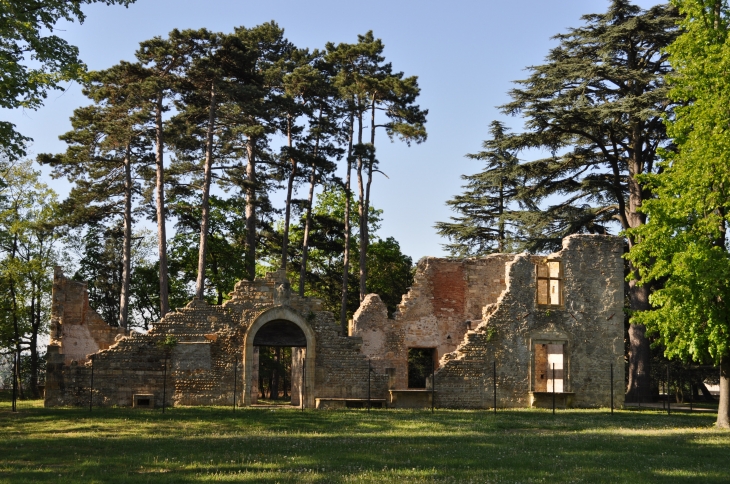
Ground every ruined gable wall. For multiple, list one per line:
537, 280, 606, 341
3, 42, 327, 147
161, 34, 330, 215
352, 255, 513, 390
46, 297, 244, 408
49, 267, 127, 365
433, 234, 624, 409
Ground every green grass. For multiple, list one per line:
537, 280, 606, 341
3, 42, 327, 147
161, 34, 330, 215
1, 400, 728, 483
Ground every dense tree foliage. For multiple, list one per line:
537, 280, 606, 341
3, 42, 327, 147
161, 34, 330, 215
0, 160, 59, 398
436, 121, 524, 256
0, 0, 136, 160
269, 188, 413, 319
627, 0, 730, 428
33, 25, 421, 346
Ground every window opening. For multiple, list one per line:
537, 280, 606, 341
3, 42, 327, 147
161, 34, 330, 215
537, 260, 563, 306
407, 348, 435, 388
534, 343, 564, 392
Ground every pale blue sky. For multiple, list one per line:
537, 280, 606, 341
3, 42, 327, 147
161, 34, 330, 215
5, 0, 662, 261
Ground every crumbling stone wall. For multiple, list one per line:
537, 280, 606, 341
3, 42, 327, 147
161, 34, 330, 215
46, 269, 386, 408
45, 235, 623, 410
432, 235, 624, 408
49, 267, 127, 365
352, 254, 515, 390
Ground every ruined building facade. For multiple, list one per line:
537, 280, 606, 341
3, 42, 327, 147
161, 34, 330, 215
45, 234, 624, 409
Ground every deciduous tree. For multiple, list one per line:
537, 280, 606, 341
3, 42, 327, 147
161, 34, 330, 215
627, 0, 730, 428
0, 0, 135, 160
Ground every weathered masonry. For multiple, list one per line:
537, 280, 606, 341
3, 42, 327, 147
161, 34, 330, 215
45, 234, 624, 409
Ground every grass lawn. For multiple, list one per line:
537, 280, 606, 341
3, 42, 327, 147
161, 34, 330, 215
1, 399, 728, 483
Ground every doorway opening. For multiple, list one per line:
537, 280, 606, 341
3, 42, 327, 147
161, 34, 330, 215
408, 348, 436, 388
534, 343, 564, 392
252, 319, 307, 406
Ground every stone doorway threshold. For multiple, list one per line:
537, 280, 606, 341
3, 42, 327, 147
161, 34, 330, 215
250, 403, 303, 410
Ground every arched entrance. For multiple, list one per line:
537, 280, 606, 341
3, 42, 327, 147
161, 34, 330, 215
242, 307, 316, 408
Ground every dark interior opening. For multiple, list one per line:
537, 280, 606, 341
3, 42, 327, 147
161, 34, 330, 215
408, 348, 435, 388
257, 346, 293, 403
137, 398, 150, 406
253, 319, 307, 347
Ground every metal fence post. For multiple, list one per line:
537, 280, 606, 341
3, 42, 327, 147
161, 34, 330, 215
162, 352, 167, 414
431, 355, 436, 413
89, 354, 95, 412
610, 363, 614, 415
368, 358, 371, 413
233, 354, 237, 412
493, 360, 497, 415
552, 363, 556, 415
11, 349, 18, 413
667, 364, 671, 416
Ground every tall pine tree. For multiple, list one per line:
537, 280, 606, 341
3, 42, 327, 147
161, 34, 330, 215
436, 121, 523, 256
501, 0, 680, 402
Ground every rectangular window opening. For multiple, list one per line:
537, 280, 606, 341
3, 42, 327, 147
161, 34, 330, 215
536, 260, 563, 307
407, 348, 436, 389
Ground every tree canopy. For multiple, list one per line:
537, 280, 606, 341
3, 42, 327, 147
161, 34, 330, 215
0, 0, 136, 160
626, 0, 730, 429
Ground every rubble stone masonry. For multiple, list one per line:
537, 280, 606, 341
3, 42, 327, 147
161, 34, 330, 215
46, 234, 623, 409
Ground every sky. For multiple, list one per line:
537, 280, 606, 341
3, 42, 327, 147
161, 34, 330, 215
4, 0, 663, 262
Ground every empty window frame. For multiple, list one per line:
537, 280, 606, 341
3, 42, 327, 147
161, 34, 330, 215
536, 259, 563, 307
407, 348, 435, 388
533, 343, 564, 393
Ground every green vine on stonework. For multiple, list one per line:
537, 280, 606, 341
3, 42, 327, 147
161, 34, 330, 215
157, 335, 178, 350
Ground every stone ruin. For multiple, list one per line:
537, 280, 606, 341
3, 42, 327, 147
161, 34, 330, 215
45, 234, 624, 409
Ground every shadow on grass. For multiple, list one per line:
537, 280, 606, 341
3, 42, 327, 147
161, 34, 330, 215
0, 404, 727, 483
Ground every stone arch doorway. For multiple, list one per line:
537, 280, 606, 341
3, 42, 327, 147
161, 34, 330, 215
242, 307, 316, 408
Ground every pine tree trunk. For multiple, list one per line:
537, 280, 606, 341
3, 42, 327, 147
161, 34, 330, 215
281, 116, 296, 272
626, 282, 652, 403
155, 94, 170, 316
718, 356, 730, 429
245, 139, 257, 281
195, 83, 217, 299
356, 111, 366, 301
299, 108, 323, 297
359, 101, 377, 301
118, 143, 132, 329
340, 113, 354, 334
299, 165, 316, 297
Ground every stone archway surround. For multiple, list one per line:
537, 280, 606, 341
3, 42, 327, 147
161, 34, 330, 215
242, 306, 316, 408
